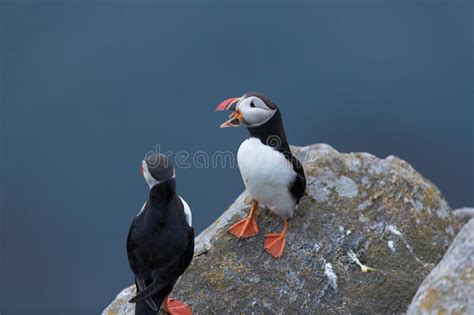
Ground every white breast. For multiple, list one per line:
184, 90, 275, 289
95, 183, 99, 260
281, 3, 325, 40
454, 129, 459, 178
179, 196, 192, 227
237, 138, 297, 219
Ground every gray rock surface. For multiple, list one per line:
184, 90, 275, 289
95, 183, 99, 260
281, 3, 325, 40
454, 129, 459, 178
407, 219, 474, 315
454, 207, 474, 219
104, 144, 462, 315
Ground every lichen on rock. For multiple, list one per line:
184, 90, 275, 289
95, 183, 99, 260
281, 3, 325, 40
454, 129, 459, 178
407, 219, 474, 315
104, 144, 463, 315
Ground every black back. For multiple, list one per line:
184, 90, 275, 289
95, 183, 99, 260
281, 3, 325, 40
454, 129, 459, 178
126, 178, 194, 312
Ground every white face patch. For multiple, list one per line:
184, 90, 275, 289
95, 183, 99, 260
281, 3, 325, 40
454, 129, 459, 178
142, 160, 160, 188
237, 96, 276, 127
142, 160, 176, 189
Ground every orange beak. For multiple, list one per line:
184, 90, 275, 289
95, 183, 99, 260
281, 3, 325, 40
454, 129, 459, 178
215, 97, 243, 128
215, 97, 241, 111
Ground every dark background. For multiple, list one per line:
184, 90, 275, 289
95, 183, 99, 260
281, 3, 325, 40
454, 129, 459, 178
1, 1, 472, 314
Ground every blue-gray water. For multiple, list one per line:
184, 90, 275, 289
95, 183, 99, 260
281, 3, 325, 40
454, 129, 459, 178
1, 2, 472, 314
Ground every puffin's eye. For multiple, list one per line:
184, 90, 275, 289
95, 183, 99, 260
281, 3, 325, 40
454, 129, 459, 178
250, 101, 256, 108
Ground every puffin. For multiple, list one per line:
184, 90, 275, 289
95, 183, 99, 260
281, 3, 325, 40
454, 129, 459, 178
127, 153, 194, 315
215, 92, 306, 259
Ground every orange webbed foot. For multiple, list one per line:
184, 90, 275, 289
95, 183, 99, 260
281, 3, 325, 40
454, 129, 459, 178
163, 297, 192, 315
263, 220, 289, 259
227, 200, 259, 239
264, 233, 287, 258
228, 215, 259, 238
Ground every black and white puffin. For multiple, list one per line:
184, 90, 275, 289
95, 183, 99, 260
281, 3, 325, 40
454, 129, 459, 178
216, 92, 306, 259
127, 153, 194, 315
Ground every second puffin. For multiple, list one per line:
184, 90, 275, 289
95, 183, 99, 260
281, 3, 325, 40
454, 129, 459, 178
216, 92, 306, 258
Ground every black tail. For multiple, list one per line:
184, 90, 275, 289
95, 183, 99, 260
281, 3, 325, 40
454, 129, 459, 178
131, 278, 169, 314
135, 299, 157, 315
130, 279, 164, 304
133, 291, 167, 315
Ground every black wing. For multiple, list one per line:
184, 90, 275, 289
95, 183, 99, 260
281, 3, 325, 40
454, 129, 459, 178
126, 216, 142, 278
129, 227, 194, 303
286, 153, 306, 204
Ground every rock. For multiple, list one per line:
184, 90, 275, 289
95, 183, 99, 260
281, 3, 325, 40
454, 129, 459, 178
104, 144, 462, 315
407, 219, 474, 315
104, 286, 135, 315
453, 207, 474, 219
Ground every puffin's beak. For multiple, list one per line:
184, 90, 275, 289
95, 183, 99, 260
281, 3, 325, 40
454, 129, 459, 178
215, 97, 243, 128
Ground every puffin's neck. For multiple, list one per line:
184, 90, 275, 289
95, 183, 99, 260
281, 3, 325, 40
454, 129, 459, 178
149, 178, 176, 206
246, 110, 290, 153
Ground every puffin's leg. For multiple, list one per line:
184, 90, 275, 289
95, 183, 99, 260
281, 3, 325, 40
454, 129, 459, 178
163, 296, 192, 315
264, 219, 289, 259
227, 200, 259, 238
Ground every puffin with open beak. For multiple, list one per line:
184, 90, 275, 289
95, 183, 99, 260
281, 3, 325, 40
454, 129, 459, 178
216, 92, 306, 258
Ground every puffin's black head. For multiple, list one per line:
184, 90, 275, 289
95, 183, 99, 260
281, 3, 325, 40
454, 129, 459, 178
215, 92, 278, 128
140, 154, 175, 188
